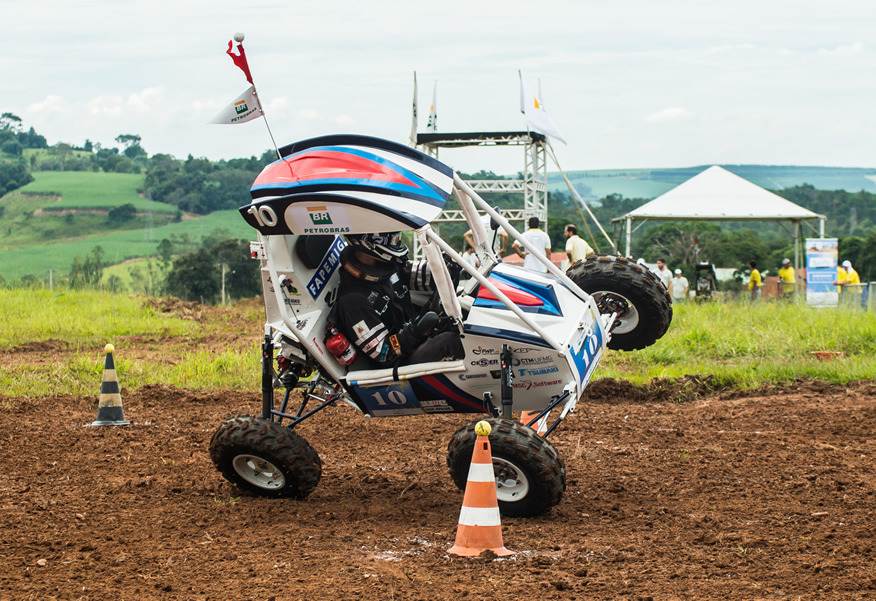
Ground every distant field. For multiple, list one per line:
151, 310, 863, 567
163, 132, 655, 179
548, 165, 876, 200
0, 210, 256, 280
22, 171, 177, 213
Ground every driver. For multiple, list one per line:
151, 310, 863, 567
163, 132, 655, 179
334, 232, 464, 367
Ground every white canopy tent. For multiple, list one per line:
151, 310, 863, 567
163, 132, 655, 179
611, 166, 827, 281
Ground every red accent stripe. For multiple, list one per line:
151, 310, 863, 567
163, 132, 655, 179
253, 150, 416, 188
421, 376, 484, 411
477, 280, 544, 306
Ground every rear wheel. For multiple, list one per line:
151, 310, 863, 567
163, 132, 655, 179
447, 418, 565, 517
210, 416, 321, 499
567, 254, 672, 351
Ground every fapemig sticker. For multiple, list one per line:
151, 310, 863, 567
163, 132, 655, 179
306, 236, 347, 299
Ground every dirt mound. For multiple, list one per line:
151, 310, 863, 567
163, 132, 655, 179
1, 380, 874, 600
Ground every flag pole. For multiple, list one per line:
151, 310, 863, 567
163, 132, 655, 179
226, 33, 280, 159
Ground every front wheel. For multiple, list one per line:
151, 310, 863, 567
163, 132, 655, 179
447, 418, 565, 518
567, 254, 673, 351
209, 416, 322, 499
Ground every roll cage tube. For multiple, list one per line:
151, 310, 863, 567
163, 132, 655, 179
452, 174, 595, 307
423, 227, 564, 352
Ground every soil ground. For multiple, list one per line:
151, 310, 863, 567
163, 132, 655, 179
1, 312, 875, 600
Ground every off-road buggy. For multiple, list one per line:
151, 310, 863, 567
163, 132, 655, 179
209, 134, 672, 517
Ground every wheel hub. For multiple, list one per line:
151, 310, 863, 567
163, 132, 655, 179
232, 454, 286, 490
592, 291, 640, 334
492, 457, 530, 502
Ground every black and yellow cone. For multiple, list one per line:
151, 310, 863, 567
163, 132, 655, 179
90, 344, 130, 426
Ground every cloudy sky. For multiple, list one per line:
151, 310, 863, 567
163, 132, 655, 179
3, 0, 874, 175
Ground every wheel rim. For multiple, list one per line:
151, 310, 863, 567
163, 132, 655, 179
232, 454, 286, 490
592, 291, 639, 334
493, 457, 530, 502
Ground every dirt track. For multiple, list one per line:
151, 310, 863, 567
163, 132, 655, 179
2, 367, 874, 600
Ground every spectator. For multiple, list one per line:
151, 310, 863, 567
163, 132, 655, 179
670, 268, 689, 303
834, 260, 862, 304
460, 244, 479, 279
464, 213, 508, 258
748, 260, 761, 301
778, 258, 796, 299
512, 217, 552, 273
564, 224, 593, 265
654, 258, 672, 291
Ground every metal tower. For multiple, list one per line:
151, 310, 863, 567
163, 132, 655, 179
413, 131, 548, 257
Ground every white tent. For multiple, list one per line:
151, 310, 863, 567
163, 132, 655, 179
612, 166, 827, 277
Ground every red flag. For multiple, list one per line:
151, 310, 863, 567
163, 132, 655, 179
226, 40, 254, 85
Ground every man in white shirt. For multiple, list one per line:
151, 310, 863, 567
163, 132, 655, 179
670, 268, 689, 303
654, 258, 673, 291
564, 224, 593, 265
512, 217, 552, 273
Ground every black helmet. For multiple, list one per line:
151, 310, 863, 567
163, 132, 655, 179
345, 232, 408, 263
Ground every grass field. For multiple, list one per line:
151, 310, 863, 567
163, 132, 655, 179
1, 288, 873, 397
22, 171, 176, 213
0, 209, 255, 281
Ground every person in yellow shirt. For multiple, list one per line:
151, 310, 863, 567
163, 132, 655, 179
748, 260, 761, 301
834, 260, 862, 305
778, 258, 796, 299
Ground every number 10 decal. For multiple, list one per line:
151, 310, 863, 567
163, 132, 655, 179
246, 204, 278, 227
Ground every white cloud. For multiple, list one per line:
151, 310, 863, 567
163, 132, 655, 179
126, 87, 165, 113
27, 95, 67, 114
818, 42, 864, 57
646, 107, 695, 123
333, 115, 354, 126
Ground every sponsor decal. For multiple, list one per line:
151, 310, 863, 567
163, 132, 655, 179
288, 204, 353, 235
457, 373, 488, 381
470, 358, 500, 367
471, 345, 498, 355
420, 399, 453, 413
306, 236, 347, 299
518, 365, 560, 377
353, 320, 369, 338
296, 318, 309, 330
284, 297, 302, 306
312, 338, 325, 355
513, 379, 563, 390
515, 355, 554, 366
234, 100, 248, 115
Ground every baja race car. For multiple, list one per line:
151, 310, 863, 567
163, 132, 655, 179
209, 134, 672, 517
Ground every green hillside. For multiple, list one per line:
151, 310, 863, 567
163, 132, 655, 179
21, 171, 177, 212
549, 165, 876, 201
0, 209, 254, 281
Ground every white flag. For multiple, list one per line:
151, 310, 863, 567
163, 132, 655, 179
210, 86, 263, 125
410, 71, 418, 146
519, 74, 566, 144
426, 82, 437, 132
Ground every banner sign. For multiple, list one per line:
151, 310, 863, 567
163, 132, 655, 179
805, 238, 838, 307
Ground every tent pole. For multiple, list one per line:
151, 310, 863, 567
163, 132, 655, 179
794, 221, 801, 295
625, 216, 632, 257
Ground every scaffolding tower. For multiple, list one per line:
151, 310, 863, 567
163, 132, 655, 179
412, 130, 548, 257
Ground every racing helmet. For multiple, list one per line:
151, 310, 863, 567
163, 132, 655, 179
345, 232, 408, 263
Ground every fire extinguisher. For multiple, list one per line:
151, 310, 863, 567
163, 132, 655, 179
325, 324, 357, 366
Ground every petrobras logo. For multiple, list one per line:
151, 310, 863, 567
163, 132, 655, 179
518, 365, 559, 377
458, 373, 488, 381
513, 379, 563, 390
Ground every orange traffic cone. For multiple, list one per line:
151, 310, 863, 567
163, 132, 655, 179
89, 344, 130, 427
449, 420, 513, 557
521, 411, 548, 435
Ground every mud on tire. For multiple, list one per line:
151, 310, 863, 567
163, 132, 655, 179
567, 254, 673, 351
447, 418, 565, 518
210, 416, 322, 499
